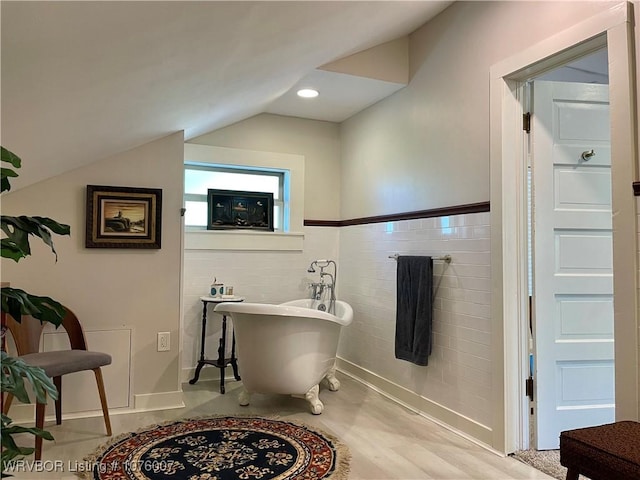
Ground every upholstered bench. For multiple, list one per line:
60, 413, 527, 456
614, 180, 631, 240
559, 421, 640, 480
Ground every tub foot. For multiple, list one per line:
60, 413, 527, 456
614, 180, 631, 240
294, 384, 323, 415
324, 367, 341, 392
238, 387, 251, 407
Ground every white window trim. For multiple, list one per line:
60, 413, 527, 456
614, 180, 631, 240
183, 143, 305, 251
184, 166, 285, 231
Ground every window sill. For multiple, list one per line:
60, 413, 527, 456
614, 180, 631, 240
184, 230, 304, 251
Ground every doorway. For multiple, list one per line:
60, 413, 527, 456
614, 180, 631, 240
528, 49, 614, 450
490, 4, 638, 454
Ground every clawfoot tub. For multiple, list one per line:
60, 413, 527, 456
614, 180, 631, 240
213, 299, 353, 414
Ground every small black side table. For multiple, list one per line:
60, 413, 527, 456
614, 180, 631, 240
189, 295, 243, 393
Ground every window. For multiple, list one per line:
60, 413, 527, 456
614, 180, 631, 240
183, 143, 304, 251
184, 164, 288, 231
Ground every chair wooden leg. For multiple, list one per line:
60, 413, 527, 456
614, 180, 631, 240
565, 468, 579, 480
5, 393, 46, 459
53, 376, 62, 425
93, 368, 112, 436
34, 401, 46, 461
2, 393, 14, 415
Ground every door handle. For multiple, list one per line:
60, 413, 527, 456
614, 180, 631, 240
581, 149, 595, 161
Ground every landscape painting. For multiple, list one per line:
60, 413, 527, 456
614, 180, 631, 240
86, 185, 162, 248
101, 199, 148, 235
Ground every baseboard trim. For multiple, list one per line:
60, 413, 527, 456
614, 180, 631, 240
181, 366, 222, 384
5, 404, 36, 424
134, 390, 185, 412
336, 357, 495, 449
7, 390, 185, 424
181, 366, 242, 384
8, 403, 122, 425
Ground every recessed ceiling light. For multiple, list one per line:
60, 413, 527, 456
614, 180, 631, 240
297, 88, 319, 98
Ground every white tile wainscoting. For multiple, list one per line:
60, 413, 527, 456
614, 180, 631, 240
181, 226, 340, 383
181, 213, 492, 438
337, 212, 492, 432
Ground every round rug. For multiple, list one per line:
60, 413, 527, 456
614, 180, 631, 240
83, 416, 350, 480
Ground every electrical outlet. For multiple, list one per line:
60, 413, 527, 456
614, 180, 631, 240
157, 332, 170, 352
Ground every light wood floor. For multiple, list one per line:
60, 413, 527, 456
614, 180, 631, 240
6, 373, 554, 479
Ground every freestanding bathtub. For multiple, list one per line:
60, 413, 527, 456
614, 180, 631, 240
213, 299, 353, 414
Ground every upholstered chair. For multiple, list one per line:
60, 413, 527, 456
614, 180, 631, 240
2, 306, 112, 460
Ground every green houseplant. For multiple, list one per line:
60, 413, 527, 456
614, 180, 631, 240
1, 146, 71, 473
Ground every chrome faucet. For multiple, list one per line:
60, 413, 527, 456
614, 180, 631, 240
306, 259, 337, 313
309, 282, 325, 300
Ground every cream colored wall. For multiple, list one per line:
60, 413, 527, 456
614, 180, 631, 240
190, 113, 341, 221
1, 132, 184, 398
340, 0, 615, 220
320, 36, 409, 84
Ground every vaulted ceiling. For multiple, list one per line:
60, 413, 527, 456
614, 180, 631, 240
1, 1, 452, 190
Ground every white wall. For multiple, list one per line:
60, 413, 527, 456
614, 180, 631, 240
337, 213, 492, 438
340, 1, 615, 220
1, 132, 184, 408
190, 113, 341, 220
182, 227, 339, 382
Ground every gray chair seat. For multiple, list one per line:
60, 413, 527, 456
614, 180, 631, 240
4, 307, 113, 461
20, 350, 112, 377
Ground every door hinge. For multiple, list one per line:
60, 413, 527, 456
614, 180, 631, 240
523, 112, 531, 133
526, 376, 534, 401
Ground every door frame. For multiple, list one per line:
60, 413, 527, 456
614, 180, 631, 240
490, 1, 638, 453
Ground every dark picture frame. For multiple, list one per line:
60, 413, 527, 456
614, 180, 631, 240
86, 185, 162, 249
207, 189, 274, 231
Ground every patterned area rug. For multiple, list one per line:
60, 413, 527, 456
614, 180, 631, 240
82, 416, 350, 480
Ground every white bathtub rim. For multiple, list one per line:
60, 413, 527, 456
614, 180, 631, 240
213, 299, 353, 326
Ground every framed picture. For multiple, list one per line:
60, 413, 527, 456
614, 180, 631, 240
207, 189, 274, 231
86, 185, 162, 248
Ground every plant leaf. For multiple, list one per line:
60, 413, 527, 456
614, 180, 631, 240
1, 351, 58, 403
0, 287, 65, 326
33, 216, 71, 236
1, 354, 57, 476
0, 224, 31, 261
1, 176, 10, 194
1, 147, 63, 477
2, 425, 54, 441
2, 446, 34, 477
0, 239, 24, 262
1, 215, 70, 262
1, 147, 21, 195
0, 167, 18, 178
1, 421, 53, 476
1, 147, 21, 169
1, 415, 55, 443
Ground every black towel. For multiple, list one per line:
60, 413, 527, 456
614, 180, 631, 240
395, 255, 433, 366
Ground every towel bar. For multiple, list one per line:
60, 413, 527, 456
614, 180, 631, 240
389, 254, 452, 263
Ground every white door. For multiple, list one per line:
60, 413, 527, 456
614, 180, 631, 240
532, 80, 614, 450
